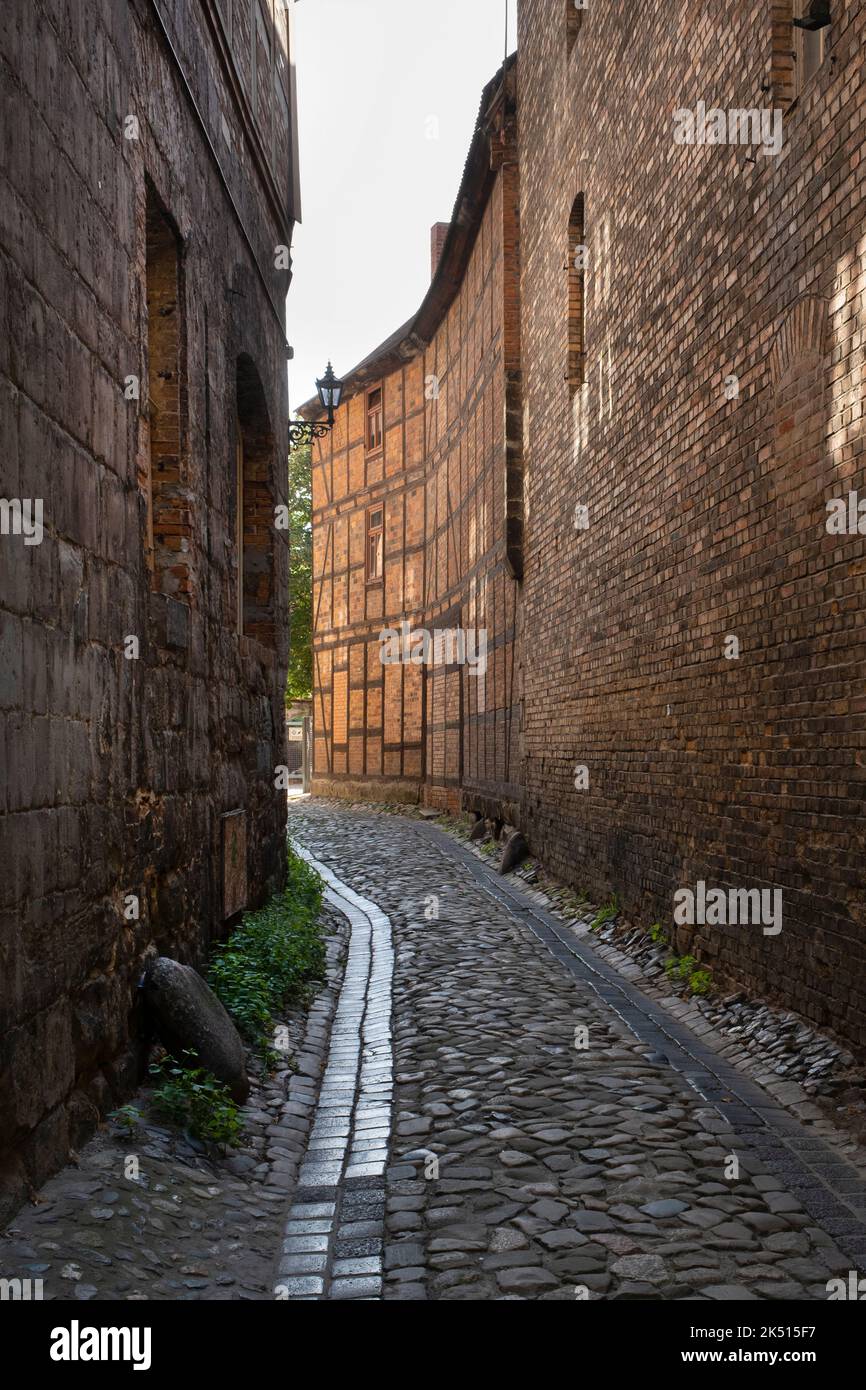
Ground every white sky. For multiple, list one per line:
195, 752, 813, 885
288, 0, 515, 414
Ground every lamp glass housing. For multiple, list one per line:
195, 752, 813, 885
316, 362, 343, 415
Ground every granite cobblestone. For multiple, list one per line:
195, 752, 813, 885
288, 801, 866, 1302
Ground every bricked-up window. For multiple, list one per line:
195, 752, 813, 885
567, 194, 586, 393
145, 185, 190, 597
566, 0, 583, 58
366, 505, 384, 583
236, 354, 276, 646
366, 385, 384, 453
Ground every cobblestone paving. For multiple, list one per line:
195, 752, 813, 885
288, 800, 860, 1302
0, 1099, 290, 1303
0, 909, 348, 1301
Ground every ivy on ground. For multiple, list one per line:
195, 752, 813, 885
149, 1050, 243, 1147
209, 846, 325, 1066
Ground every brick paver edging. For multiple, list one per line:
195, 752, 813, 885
409, 820, 866, 1273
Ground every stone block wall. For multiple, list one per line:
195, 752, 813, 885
0, 0, 295, 1220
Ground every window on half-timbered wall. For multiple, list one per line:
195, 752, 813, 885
366, 505, 384, 583
366, 386, 383, 453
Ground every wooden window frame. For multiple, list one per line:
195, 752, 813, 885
365, 383, 384, 455
366, 503, 384, 585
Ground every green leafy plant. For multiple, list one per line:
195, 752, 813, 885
208, 952, 273, 1056
689, 968, 714, 997
590, 895, 619, 932
665, 953, 697, 982
149, 1051, 242, 1147
109, 1103, 142, 1134
209, 848, 325, 1065
649, 922, 668, 946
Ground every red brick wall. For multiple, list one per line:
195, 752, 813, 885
430, 222, 450, 279
517, 0, 866, 1047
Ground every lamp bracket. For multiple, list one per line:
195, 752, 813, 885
289, 419, 333, 448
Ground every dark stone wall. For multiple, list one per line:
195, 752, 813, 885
0, 0, 292, 1221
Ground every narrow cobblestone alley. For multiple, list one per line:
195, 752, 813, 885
4, 0, 866, 1363
285, 801, 866, 1302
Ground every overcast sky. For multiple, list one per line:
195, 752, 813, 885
288, 0, 515, 414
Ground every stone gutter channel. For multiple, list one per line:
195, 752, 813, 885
406, 819, 866, 1274
274, 842, 394, 1300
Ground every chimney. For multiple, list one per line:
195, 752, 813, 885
430, 222, 449, 280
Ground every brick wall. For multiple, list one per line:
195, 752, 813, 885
311, 4, 866, 1054
517, 0, 866, 1048
0, 0, 295, 1219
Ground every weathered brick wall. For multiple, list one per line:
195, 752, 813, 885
310, 64, 521, 814
517, 0, 866, 1047
0, 0, 293, 1219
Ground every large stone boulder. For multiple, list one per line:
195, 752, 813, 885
499, 831, 529, 875
144, 957, 250, 1104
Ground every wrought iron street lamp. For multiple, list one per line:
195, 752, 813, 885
288, 361, 344, 448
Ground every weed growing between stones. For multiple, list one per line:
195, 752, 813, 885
589, 895, 618, 932
149, 1050, 243, 1147
209, 847, 325, 1068
665, 952, 715, 997
108, 1102, 143, 1135
665, 952, 698, 983
689, 968, 714, 996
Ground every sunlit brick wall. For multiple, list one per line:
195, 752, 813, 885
311, 154, 521, 812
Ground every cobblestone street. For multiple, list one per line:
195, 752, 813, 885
5, 799, 866, 1306
0, 908, 350, 1302
285, 801, 866, 1302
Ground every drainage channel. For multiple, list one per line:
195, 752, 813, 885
411, 819, 866, 1272
275, 843, 394, 1300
